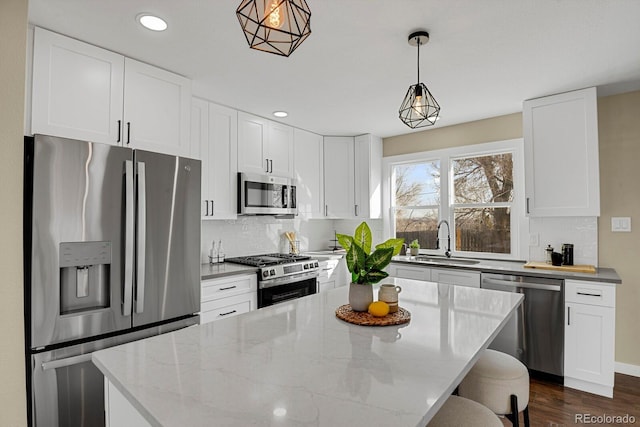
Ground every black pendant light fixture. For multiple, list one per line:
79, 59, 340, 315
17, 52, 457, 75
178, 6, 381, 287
236, 0, 311, 57
399, 31, 440, 128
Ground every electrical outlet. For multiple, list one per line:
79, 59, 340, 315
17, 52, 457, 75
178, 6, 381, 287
611, 217, 631, 232
529, 233, 539, 246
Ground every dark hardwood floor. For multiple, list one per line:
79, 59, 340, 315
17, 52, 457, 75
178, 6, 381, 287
503, 373, 640, 426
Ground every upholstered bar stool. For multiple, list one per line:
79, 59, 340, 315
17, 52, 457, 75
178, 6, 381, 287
458, 349, 530, 427
428, 395, 503, 427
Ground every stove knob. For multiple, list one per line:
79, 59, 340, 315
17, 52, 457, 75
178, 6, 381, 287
303, 264, 309, 270
270, 269, 276, 276
262, 270, 270, 278
314, 262, 319, 268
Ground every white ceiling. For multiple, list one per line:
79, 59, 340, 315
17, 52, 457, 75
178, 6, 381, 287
28, 0, 640, 138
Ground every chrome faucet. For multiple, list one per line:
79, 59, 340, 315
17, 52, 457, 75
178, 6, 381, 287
436, 220, 451, 258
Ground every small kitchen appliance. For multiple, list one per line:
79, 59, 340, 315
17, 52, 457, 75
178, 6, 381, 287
226, 253, 319, 308
562, 243, 574, 265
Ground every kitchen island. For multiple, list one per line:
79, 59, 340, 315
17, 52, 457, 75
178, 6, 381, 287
92, 278, 523, 427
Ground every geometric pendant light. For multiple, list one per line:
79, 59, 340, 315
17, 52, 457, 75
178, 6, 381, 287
399, 31, 440, 128
236, 0, 312, 57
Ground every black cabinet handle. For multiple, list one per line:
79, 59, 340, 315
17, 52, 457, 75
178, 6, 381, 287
219, 285, 237, 291
126, 122, 131, 145
117, 120, 121, 143
219, 310, 237, 317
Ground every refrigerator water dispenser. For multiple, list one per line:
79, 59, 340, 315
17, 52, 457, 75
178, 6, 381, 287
59, 241, 111, 314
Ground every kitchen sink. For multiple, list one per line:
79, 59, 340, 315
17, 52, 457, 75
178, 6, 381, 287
413, 256, 480, 266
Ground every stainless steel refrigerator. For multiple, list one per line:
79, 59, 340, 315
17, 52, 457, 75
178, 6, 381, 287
24, 134, 201, 427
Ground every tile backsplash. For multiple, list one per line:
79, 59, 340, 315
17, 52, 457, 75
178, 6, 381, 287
201, 217, 336, 263
201, 217, 384, 263
529, 216, 598, 266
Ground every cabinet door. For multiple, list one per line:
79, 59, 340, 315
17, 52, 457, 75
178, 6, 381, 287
268, 122, 294, 177
123, 58, 191, 156
523, 87, 600, 216
190, 98, 210, 217
431, 268, 480, 287
354, 134, 382, 219
565, 302, 615, 391
31, 27, 124, 144
200, 293, 255, 324
238, 112, 268, 174
323, 137, 355, 218
207, 103, 238, 219
294, 129, 324, 217
388, 263, 431, 281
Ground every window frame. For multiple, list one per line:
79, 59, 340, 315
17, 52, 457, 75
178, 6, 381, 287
382, 138, 527, 260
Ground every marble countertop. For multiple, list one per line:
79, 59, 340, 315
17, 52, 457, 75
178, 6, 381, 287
200, 262, 258, 280
391, 255, 621, 284
92, 278, 523, 427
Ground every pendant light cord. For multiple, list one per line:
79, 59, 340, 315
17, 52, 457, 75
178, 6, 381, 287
416, 37, 421, 85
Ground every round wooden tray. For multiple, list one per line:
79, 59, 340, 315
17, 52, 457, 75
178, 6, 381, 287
335, 304, 411, 326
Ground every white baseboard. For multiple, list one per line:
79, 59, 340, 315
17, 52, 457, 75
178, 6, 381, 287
615, 361, 640, 377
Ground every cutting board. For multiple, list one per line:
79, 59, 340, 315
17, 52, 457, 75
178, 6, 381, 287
523, 261, 596, 274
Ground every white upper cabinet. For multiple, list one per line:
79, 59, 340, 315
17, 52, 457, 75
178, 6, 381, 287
354, 134, 382, 219
323, 134, 382, 219
31, 27, 191, 157
294, 129, 324, 218
323, 136, 355, 218
122, 58, 191, 156
237, 112, 294, 177
191, 99, 238, 220
523, 87, 600, 216
32, 27, 124, 144
268, 121, 294, 177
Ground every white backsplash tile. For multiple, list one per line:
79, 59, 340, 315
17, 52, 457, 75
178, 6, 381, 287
529, 217, 598, 266
201, 217, 336, 263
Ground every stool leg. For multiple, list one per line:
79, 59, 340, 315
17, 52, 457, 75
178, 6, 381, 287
523, 405, 530, 427
506, 394, 519, 427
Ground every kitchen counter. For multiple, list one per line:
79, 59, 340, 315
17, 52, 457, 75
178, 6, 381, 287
92, 278, 523, 427
200, 262, 258, 280
391, 255, 621, 284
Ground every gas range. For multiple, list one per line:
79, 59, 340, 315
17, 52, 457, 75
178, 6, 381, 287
225, 253, 320, 287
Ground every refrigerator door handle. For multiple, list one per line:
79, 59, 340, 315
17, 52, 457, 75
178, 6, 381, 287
123, 160, 134, 316
41, 353, 93, 371
136, 161, 147, 314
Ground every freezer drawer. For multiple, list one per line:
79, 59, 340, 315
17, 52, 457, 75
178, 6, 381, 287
29, 316, 197, 427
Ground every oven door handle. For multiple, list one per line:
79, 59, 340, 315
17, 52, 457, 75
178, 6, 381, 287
259, 271, 319, 289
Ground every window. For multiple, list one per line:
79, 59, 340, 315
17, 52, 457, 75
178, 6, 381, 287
385, 139, 523, 258
394, 161, 440, 248
452, 153, 513, 254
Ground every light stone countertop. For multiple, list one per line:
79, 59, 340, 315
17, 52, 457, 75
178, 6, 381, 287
391, 255, 622, 284
92, 278, 523, 427
200, 262, 258, 280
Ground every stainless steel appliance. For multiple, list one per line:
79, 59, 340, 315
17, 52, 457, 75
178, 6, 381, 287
481, 273, 564, 378
226, 254, 319, 307
238, 172, 297, 216
24, 135, 201, 427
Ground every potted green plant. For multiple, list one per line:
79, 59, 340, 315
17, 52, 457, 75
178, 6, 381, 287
336, 222, 404, 311
409, 239, 420, 256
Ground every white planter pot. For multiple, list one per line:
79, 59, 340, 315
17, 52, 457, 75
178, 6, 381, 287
349, 283, 373, 312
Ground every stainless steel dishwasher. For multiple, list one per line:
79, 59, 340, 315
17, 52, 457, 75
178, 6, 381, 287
481, 273, 564, 377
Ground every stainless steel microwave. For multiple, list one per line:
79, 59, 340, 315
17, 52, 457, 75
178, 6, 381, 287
238, 172, 297, 216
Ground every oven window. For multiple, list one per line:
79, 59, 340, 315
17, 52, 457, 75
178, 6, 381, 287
245, 181, 285, 208
258, 277, 317, 308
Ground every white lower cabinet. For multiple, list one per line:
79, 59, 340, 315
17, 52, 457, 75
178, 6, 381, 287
200, 274, 257, 324
105, 379, 150, 427
317, 257, 347, 292
564, 280, 616, 398
387, 263, 431, 281
431, 268, 480, 288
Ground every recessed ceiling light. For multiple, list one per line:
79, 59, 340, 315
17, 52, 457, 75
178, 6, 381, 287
273, 111, 288, 118
137, 14, 167, 31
